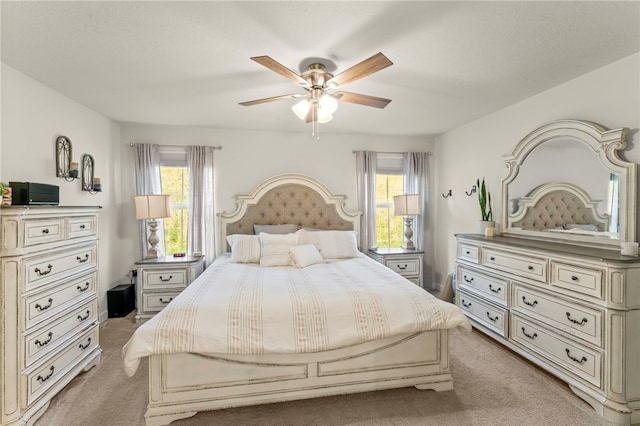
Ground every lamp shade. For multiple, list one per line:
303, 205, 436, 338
135, 194, 171, 220
393, 194, 421, 216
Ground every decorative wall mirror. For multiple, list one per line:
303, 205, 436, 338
501, 120, 637, 248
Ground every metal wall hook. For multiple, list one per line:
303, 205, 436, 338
442, 189, 452, 198
465, 185, 477, 196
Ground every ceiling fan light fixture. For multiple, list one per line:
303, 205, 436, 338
318, 113, 333, 124
292, 98, 310, 120
318, 94, 338, 115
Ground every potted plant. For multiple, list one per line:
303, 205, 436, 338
476, 177, 494, 234
0, 182, 11, 206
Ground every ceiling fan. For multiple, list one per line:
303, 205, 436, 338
239, 52, 393, 125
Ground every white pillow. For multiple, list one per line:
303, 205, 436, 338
259, 233, 298, 267
290, 244, 323, 268
565, 223, 599, 232
296, 229, 359, 259
253, 224, 299, 235
226, 234, 261, 263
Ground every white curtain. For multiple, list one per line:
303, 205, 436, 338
134, 144, 164, 258
355, 151, 377, 251
403, 152, 434, 290
187, 146, 216, 266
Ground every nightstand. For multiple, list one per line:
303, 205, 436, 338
134, 255, 205, 321
367, 247, 424, 287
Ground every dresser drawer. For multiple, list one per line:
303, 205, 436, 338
456, 266, 508, 306
24, 299, 97, 368
511, 314, 601, 388
26, 325, 98, 405
458, 243, 479, 263
512, 286, 602, 346
551, 261, 603, 299
23, 244, 97, 292
23, 219, 64, 247
143, 269, 188, 290
482, 248, 547, 282
25, 272, 96, 329
68, 215, 98, 239
384, 257, 421, 276
143, 292, 179, 312
457, 290, 508, 337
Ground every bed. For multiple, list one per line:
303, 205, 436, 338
122, 173, 471, 426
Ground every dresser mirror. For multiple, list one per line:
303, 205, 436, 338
501, 119, 637, 247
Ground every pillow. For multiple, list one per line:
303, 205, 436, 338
296, 229, 359, 259
259, 233, 298, 267
565, 223, 599, 232
226, 234, 261, 263
253, 224, 299, 235
290, 244, 323, 268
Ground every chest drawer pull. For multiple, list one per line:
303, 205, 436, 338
34, 264, 53, 276
79, 337, 92, 350
42, 228, 50, 234
528, 265, 534, 271
35, 298, 53, 311
489, 256, 495, 261
571, 275, 579, 281
80, 224, 86, 229
461, 300, 472, 308
489, 284, 501, 293
77, 310, 90, 321
76, 254, 89, 263
565, 348, 587, 365
522, 296, 538, 307
77, 282, 90, 292
35, 332, 53, 347
486, 312, 499, 322
465, 250, 471, 255
463, 275, 474, 283
521, 327, 538, 340
159, 275, 173, 282
37, 366, 55, 383
565, 312, 588, 326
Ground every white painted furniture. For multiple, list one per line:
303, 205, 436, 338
367, 247, 424, 286
134, 256, 204, 321
0, 206, 101, 426
455, 234, 640, 425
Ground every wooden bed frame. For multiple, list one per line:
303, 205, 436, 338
143, 174, 454, 426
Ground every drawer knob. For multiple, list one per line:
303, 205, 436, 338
489, 256, 496, 261
571, 275, 579, 281
77, 310, 90, 321
489, 284, 501, 293
522, 296, 538, 307
34, 264, 53, 276
486, 312, 499, 322
77, 282, 90, 292
463, 275, 474, 283
35, 298, 53, 312
36, 366, 55, 383
80, 224, 86, 229
35, 332, 54, 348
76, 254, 90, 264
461, 300, 472, 309
465, 250, 471, 255
521, 327, 538, 340
42, 228, 50, 234
79, 337, 92, 351
159, 297, 173, 304
565, 348, 587, 365
159, 275, 173, 282
565, 312, 588, 326
528, 265, 534, 271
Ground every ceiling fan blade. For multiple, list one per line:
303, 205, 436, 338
250, 56, 309, 87
305, 103, 318, 123
334, 91, 392, 109
327, 52, 393, 88
239, 94, 302, 106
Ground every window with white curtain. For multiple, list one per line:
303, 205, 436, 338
159, 147, 189, 255
375, 153, 404, 248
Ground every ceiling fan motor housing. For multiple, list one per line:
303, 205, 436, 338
302, 63, 334, 88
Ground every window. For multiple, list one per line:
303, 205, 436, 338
159, 147, 189, 255
375, 154, 404, 248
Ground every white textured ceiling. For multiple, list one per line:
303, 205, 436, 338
2, 1, 639, 136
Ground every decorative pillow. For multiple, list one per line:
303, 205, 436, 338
296, 229, 359, 259
259, 233, 298, 267
226, 234, 261, 263
565, 223, 599, 232
290, 244, 324, 268
253, 223, 299, 235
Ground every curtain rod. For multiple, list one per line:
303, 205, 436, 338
128, 142, 222, 150
352, 150, 431, 155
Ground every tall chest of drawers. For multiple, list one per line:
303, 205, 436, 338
1, 206, 102, 426
455, 234, 640, 425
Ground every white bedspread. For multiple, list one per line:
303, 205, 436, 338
122, 254, 471, 376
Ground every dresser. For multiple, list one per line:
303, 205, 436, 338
455, 234, 640, 425
135, 255, 205, 321
0, 206, 101, 426
367, 247, 424, 287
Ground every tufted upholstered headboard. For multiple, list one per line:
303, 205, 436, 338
509, 182, 609, 232
218, 174, 361, 249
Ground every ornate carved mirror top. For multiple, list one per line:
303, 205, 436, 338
501, 119, 637, 247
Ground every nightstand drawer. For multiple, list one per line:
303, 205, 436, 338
143, 269, 188, 289
384, 258, 421, 276
143, 292, 180, 312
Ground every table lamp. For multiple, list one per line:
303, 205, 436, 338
135, 194, 171, 259
393, 194, 421, 250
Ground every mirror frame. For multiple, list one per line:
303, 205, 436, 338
501, 119, 636, 247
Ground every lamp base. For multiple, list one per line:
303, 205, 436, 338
145, 219, 161, 259
402, 216, 416, 250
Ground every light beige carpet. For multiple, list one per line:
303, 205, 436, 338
35, 313, 612, 426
